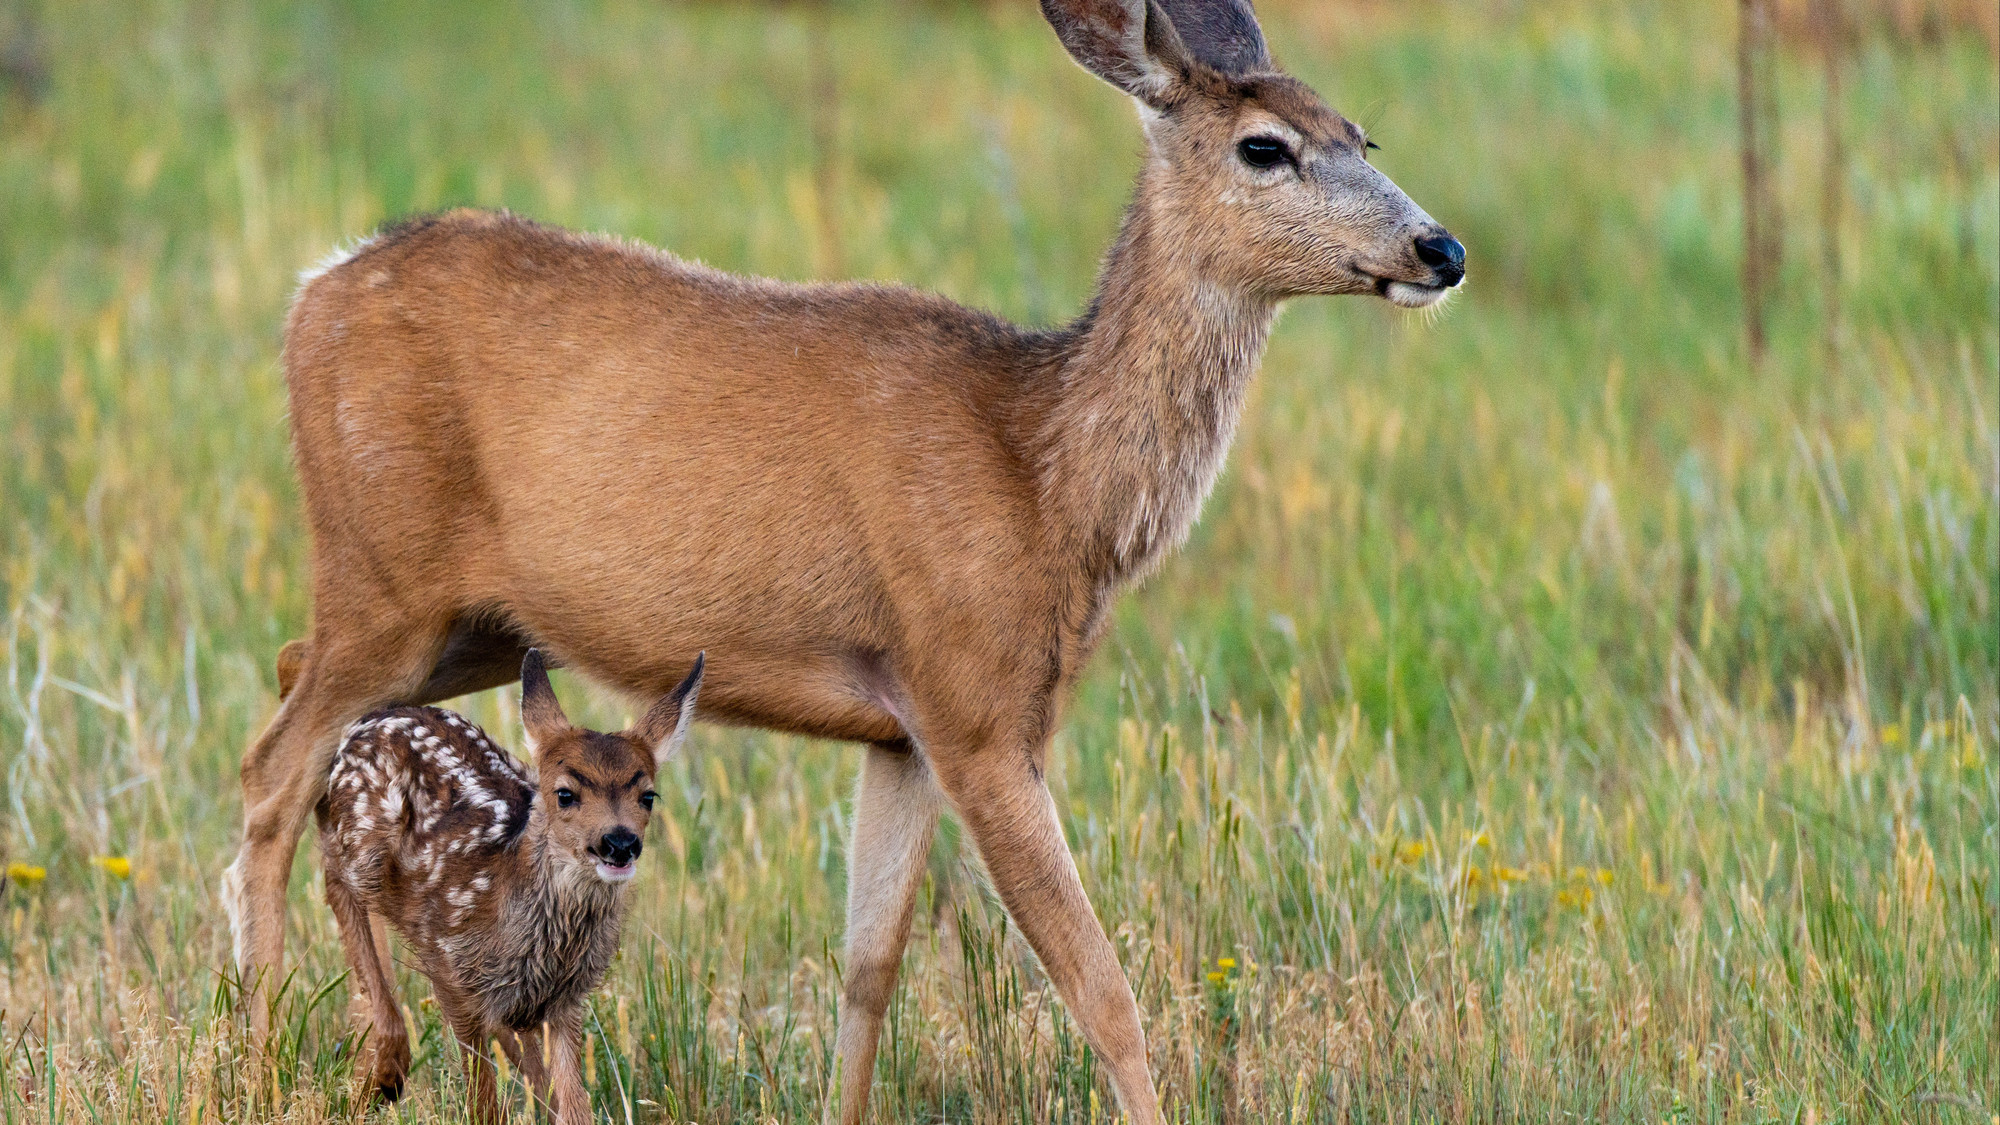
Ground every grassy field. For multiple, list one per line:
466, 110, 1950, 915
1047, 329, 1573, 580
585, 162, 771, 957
1, 0, 1996, 1121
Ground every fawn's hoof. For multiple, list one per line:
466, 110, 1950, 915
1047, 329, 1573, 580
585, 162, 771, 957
369, 1038, 412, 1103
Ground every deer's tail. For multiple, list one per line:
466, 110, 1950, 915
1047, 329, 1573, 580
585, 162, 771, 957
275, 639, 309, 701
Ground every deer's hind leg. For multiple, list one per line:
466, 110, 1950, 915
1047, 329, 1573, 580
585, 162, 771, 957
225, 615, 451, 1037
324, 875, 412, 1100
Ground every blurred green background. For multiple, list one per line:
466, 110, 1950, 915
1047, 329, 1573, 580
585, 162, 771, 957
0, 1, 1994, 1122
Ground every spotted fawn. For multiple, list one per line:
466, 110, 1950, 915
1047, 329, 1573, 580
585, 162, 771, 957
316, 649, 702, 1124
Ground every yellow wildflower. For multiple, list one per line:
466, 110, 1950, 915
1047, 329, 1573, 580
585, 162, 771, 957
1880, 723, 1902, 745
1396, 841, 1428, 864
1496, 866, 1526, 883
1466, 830, 1490, 848
1206, 971, 1225, 984
1216, 957, 1236, 970
1595, 868, 1614, 885
91, 856, 132, 880
7, 862, 47, 887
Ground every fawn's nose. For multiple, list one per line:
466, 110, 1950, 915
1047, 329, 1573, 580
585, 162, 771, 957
1414, 232, 1466, 287
596, 828, 642, 867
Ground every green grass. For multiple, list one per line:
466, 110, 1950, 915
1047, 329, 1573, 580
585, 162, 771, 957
1, 0, 1995, 1121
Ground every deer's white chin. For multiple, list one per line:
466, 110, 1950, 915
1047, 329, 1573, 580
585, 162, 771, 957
593, 860, 637, 884
1384, 280, 1451, 309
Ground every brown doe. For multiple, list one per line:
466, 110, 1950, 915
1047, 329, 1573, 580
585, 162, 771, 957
224, 0, 1464, 1120
317, 649, 702, 1124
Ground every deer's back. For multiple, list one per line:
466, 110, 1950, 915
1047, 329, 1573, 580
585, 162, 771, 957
318, 705, 533, 942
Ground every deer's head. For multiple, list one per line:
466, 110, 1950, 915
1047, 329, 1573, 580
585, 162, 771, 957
1043, 0, 1464, 308
520, 649, 703, 884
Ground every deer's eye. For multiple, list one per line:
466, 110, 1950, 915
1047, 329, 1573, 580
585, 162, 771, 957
639, 790, 657, 811
555, 787, 578, 808
1237, 136, 1291, 170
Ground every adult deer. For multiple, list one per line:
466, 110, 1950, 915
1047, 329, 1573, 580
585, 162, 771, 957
223, 0, 1464, 1120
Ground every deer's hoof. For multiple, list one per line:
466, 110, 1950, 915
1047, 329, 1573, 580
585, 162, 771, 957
370, 1037, 412, 1103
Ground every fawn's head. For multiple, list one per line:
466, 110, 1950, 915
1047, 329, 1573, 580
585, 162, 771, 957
1044, 0, 1464, 308
519, 649, 704, 884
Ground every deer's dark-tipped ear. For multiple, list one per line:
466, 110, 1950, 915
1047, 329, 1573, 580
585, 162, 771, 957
1040, 0, 1194, 105
519, 649, 571, 750
634, 652, 704, 770
1154, 0, 1269, 76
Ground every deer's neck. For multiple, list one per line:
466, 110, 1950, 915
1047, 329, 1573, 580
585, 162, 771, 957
1032, 169, 1277, 587
488, 825, 624, 971
522, 833, 622, 926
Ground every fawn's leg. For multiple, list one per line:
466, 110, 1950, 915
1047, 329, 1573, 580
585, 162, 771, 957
546, 1006, 591, 1125
924, 730, 1160, 1125
831, 740, 942, 1125
322, 875, 411, 1100
438, 992, 502, 1125
499, 1026, 555, 1120
226, 624, 448, 1038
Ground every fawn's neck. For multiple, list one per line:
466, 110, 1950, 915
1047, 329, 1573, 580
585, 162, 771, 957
1030, 159, 1278, 587
497, 816, 625, 951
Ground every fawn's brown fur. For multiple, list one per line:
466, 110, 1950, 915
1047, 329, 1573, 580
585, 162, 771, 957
316, 651, 701, 1124
226, 1, 1463, 1119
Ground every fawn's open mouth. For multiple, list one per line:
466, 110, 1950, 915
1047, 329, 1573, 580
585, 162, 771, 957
594, 860, 637, 883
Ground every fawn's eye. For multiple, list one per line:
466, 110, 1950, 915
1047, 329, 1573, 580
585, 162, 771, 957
639, 790, 657, 810
555, 787, 578, 808
1237, 136, 1291, 170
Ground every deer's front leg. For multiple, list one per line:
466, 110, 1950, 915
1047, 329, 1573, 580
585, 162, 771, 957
926, 735, 1160, 1125
831, 740, 942, 1125
499, 1026, 554, 1119
546, 1006, 592, 1125
437, 991, 503, 1125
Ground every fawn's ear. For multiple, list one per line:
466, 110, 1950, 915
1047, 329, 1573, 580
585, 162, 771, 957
519, 649, 571, 752
1040, 0, 1196, 107
634, 653, 704, 769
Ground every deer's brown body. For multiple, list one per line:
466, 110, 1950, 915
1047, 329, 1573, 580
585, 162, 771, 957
228, 2, 1464, 1120
316, 652, 700, 1124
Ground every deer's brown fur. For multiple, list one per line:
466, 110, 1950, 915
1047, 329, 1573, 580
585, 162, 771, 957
315, 651, 701, 1124
226, 1, 1462, 1120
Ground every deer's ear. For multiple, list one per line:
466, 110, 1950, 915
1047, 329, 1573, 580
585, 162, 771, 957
1040, 0, 1195, 106
634, 652, 704, 769
1153, 0, 1269, 76
519, 649, 571, 751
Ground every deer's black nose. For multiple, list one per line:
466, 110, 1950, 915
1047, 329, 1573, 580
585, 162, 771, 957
1414, 232, 1466, 286
597, 828, 642, 867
